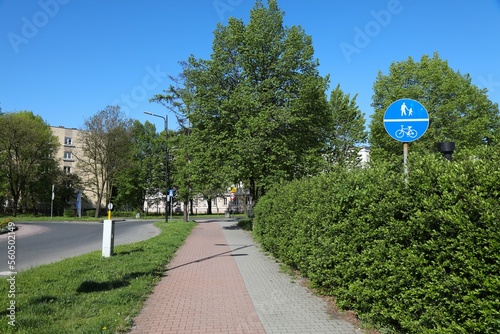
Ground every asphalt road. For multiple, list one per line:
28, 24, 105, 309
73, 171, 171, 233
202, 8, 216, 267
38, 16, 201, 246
0, 220, 161, 274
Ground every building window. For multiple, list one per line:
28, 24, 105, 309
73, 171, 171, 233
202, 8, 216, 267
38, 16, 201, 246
64, 137, 73, 146
223, 197, 227, 205
63, 166, 71, 174
63, 151, 73, 161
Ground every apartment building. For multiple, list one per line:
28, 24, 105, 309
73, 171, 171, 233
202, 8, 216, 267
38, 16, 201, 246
359, 146, 370, 166
51, 126, 81, 175
50, 126, 96, 215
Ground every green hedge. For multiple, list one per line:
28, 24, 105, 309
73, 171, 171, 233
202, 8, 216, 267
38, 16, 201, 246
254, 149, 500, 333
0, 217, 14, 229
112, 211, 135, 217
63, 209, 75, 217
84, 209, 96, 217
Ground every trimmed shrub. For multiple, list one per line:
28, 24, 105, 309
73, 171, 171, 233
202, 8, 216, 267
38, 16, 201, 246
63, 209, 75, 217
0, 217, 14, 229
112, 211, 134, 218
254, 149, 500, 333
85, 210, 96, 217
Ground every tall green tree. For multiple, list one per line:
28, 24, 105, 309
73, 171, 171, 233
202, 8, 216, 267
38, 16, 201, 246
0, 111, 59, 216
77, 106, 133, 217
114, 120, 164, 212
151, 72, 232, 215
168, 128, 194, 221
325, 84, 368, 168
369, 52, 500, 163
181, 0, 330, 202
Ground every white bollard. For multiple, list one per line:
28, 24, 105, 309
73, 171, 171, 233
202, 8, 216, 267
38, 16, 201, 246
102, 219, 115, 257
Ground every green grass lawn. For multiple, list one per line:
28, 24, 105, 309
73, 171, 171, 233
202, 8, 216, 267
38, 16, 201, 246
0, 220, 195, 334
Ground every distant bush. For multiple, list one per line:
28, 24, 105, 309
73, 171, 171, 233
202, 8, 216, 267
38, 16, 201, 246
254, 148, 500, 333
112, 211, 134, 218
63, 209, 75, 217
84, 210, 96, 217
0, 217, 14, 229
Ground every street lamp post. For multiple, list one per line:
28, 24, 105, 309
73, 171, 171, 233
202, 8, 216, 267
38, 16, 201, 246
144, 111, 168, 223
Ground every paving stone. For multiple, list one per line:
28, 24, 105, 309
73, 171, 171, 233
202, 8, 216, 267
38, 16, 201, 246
129, 219, 364, 334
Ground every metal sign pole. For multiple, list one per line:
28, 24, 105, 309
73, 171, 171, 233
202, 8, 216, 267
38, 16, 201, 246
403, 143, 409, 182
50, 184, 54, 220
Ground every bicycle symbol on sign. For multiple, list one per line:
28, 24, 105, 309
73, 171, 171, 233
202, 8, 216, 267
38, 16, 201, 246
395, 125, 418, 139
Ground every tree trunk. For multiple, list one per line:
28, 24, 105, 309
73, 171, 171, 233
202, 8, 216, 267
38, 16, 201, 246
183, 199, 189, 222
95, 193, 103, 218
207, 197, 212, 215
12, 195, 19, 217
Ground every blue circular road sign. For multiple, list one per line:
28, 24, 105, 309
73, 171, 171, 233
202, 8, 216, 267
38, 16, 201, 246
383, 98, 429, 142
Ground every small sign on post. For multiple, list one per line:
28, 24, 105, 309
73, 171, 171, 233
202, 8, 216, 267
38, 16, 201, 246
383, 98, 429, 142
103, 203, 115, 257
107, 202, 113, 220
383, 98, 429, 180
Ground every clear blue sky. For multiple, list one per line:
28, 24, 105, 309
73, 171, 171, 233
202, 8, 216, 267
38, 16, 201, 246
1, 0, 499, 132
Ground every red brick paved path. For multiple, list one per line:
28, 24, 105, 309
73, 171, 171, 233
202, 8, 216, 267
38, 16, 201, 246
129, 222, 266, 334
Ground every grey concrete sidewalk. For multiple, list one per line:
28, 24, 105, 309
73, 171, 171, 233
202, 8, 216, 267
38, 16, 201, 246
219, 220, 363, 334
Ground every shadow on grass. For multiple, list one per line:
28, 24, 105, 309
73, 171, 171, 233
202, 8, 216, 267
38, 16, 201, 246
77, 280, 130, 293
77, 271, 150, 293
115, 247, 145, 256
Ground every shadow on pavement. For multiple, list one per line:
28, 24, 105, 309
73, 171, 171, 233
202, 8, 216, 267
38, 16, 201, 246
222, 224, 242, 230
165, 244, 253, 273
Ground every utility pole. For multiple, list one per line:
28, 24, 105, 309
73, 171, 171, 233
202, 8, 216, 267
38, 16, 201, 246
144, 111, 169, 223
